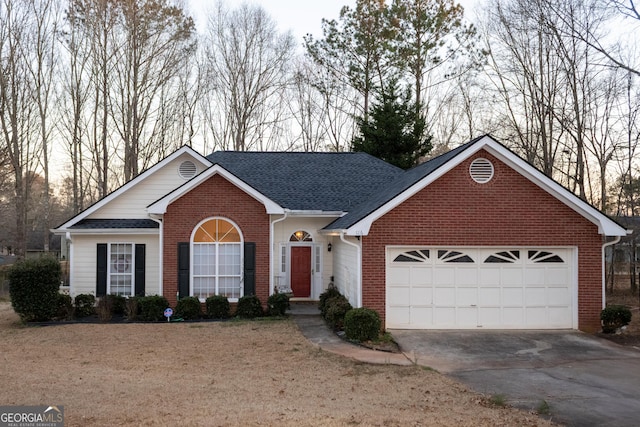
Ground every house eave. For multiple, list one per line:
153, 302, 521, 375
284, 210, 345, 218
52, 228, 160, 235
344, 135, 628, 238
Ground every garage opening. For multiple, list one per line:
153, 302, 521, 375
386, 247, 575, 329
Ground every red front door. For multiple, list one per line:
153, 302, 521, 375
290, 246, 311, 297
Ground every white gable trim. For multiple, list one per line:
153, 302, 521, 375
54, 146, 211, 232
147, 164, 284, 215
346, 135, 627, 237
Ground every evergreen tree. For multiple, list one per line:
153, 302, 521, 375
352, 81, 432, 169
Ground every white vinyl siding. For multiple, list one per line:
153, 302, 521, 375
70, 234, 160, 297
332, 237, 359, 306
90, 154, 202, 219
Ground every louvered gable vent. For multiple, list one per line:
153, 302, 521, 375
179, 160, 197, 179
469, 158, 494, 183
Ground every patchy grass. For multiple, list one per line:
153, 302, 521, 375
0, 302, 554, 426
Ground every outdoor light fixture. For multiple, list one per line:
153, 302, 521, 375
327, 243, 332, 252
295, 230, 303, 240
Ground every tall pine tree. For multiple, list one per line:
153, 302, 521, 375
352, 80, 432, 169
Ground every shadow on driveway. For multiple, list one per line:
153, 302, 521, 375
391, 330, 640, 427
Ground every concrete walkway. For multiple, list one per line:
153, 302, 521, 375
289, 303, 412, 366
290, 303, 640, 426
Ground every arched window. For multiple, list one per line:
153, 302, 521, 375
192, 218, 242, 300
290, 230, 312, 242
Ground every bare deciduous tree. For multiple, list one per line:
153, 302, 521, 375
201, 2, 295, 152
0, 0, 43, 256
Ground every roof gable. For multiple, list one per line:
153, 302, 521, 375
326, 135, 627, 237
54, 146, 211, 232
146, 164, 284, 215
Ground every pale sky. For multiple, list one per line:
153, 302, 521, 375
187, 1, 480, 49
187, 0, 357, 45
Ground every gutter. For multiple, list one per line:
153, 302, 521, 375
602, 234, 624, 309
270, 211, 289, 295
339, 231, 362, 308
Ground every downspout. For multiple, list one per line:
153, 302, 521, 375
150, 214, 163, 297
66, 231, 73, 295
340, 231, 362, 308
270, 211, 288, 295
602, 235, 622, 309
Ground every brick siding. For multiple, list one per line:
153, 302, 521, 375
162, 174, 270, 307
362, 150, 604, 332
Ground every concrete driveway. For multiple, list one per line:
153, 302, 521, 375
391, 330, 640, 426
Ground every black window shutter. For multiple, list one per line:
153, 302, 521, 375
178, 242, 190, 299
244, 242, 256, 296
96, 243, 107, 297
134, 244, 145, 296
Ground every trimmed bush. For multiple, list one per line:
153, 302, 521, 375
9, 257, 61, 322
74, 294, 96, 318
344, 308, 381, 342
267, 292, 290, 316
236, 295, 263, 319
175, 296, 202, 320
138, 295, 170, 321
324, 295, 352, 330
601, 305, 632, 333
319, 284, 342, 318
55, 293, 73, 320
206, 295, 230, 319
108, 294, 127, 316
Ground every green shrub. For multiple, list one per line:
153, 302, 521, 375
324, 295, 352, 330
175, 296, 202, 320
601, 305, 632, 333
55, 293, 73, 320
319, 284, 342, 318
138, 295, 170, 321
267, 292, 290, 316
74, 294, 96, 318
206, 295, 230, 319
344, 308, 381, 342
236, 295, 263, 319
9, 257, 61, 322
108, 294, 127, 316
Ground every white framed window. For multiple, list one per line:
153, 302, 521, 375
192, 218, 243, 300
108, 243, 134, 296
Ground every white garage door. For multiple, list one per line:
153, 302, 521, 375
386, 248, 575, 329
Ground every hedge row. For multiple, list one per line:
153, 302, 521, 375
9, 257, 290, 322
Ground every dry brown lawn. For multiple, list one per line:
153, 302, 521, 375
0, 302, 554, 427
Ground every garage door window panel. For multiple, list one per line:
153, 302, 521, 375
438, 250, 474, 263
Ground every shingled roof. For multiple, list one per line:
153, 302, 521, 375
323, 137, 482, 231
206, 151, 403, 212
70, 219, 160, 229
